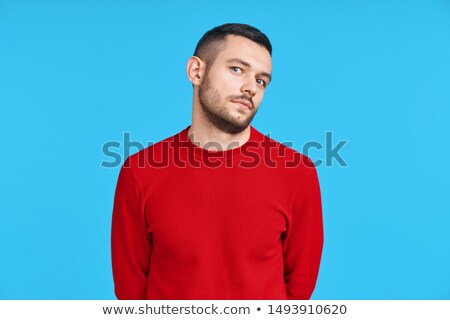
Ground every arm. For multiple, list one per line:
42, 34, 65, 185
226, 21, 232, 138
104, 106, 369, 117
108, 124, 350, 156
283, 160, 324, 299
111, 158, 152, 299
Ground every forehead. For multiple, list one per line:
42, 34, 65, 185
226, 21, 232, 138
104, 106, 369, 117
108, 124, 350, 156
214, 35, 272, 73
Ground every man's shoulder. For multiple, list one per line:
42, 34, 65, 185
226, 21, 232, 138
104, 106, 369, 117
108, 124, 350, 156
122, 127, 186, 170
251, 127, 315, 170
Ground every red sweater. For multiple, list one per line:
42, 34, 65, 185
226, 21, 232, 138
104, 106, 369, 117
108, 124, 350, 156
111, 126, 323, 300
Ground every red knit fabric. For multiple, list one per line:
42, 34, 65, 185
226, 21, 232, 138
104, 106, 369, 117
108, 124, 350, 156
111, 126, 323, 300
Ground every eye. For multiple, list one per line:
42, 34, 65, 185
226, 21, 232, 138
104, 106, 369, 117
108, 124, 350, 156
257, 79, 266, 87
230, 66, 243, 74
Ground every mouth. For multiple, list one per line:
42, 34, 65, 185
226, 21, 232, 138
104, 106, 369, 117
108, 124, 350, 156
232, 99, 252, 110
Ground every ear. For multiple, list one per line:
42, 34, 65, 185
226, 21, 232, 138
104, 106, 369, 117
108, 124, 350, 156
186, 56, 206, 86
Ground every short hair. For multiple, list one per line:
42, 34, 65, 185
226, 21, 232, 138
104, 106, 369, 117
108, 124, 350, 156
193, 23, 272, 66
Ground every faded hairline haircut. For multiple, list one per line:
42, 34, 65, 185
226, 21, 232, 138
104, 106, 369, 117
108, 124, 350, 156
193, 23, 272, 67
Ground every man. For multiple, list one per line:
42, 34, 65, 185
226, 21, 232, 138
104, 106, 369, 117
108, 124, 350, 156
111, 23, 323, 300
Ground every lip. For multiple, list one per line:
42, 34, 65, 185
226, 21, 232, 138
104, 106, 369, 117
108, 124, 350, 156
232, 99, 252, 110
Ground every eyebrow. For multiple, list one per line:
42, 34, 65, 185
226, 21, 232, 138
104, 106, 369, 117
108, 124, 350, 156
225, 58, 272, 82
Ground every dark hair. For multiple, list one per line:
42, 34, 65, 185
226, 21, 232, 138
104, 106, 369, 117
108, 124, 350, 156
193, 23, 272, 65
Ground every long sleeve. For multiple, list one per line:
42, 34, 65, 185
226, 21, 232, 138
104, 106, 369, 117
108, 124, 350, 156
109, 127, 324, 299
111, 158, 152, 299
283, 160, 324, 300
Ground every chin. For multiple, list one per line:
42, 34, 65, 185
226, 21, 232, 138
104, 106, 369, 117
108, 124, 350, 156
231, 120, 253, 132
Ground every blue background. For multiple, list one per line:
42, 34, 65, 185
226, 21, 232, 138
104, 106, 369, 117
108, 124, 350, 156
1, 0, 449, 299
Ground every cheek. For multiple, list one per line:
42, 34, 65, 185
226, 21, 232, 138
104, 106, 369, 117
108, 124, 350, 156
206, 73, 235, 98
254, 92, 265, 107
201, 86, 221, 105
224, 77, 241, 94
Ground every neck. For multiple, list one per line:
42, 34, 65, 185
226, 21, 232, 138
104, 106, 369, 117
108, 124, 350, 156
188, 118, 251, 152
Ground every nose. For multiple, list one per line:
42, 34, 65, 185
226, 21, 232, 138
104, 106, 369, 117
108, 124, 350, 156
241, 76, 257, 97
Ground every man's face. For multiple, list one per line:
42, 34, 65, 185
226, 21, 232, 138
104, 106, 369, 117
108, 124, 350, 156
198, 35, 272, 134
